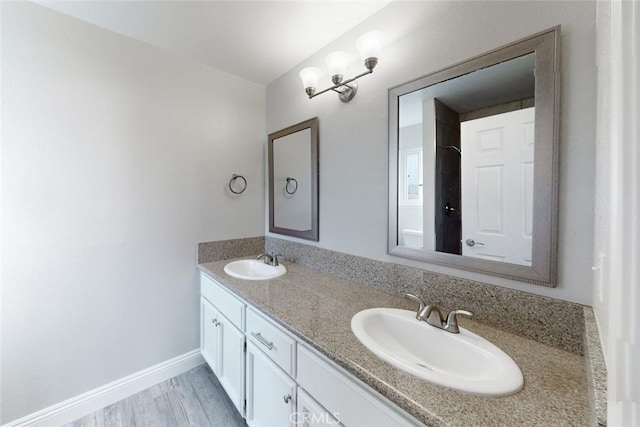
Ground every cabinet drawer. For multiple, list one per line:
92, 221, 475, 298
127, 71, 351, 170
297, 345, 418, 427
201, 272, 245, 330
246, 307, 296, 376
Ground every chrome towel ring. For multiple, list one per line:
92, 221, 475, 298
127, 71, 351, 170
285, 177, 298, 195
229, 174, 247, 194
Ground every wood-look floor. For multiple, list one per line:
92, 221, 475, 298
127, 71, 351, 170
64, 365, 247, 427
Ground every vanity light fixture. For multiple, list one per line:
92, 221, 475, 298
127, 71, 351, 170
299, 31, 386, 103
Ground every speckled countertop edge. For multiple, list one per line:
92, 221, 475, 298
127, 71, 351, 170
584, 307, 607, 426
199, 259, 591, 427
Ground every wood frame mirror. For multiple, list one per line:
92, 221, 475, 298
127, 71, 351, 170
388, 27, 560, 286
269, 117, 319, 241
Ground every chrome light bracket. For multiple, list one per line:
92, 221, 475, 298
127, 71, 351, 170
337, 81, 358, 103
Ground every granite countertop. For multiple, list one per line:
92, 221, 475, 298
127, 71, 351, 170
199, 259, 589, 426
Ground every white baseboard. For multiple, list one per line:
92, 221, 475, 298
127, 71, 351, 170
3, 349, 205, 427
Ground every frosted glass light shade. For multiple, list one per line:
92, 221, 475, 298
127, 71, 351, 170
356, 31, 387, 61
325, 51, 349, 77
299, 67, 321, 90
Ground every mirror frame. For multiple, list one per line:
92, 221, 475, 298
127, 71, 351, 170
269, 117, 319, 241
388, 26, 560, 286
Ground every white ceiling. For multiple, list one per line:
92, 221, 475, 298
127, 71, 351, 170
399, 53, 536, 127
36, 0, 392, 85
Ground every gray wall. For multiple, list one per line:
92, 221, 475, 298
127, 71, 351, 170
1, 2, 265, 422
266, 1, 597, 304
593, 0, 612, 355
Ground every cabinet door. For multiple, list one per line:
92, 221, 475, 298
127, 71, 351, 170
201, 298, 221, 374
297, 387, 341, 426
218, 316, 245, 416
246, 341, 296, 427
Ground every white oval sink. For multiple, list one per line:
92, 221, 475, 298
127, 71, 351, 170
351, 308, 523, 396
224, 259, 286, 281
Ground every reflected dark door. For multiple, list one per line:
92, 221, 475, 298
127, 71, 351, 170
434, 99, 462, 255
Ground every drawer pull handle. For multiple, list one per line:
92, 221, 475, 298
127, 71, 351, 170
250, 332, 274, 350
283, 394, 292, 404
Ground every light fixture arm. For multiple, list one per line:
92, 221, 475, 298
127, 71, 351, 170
306, 69, 372, 102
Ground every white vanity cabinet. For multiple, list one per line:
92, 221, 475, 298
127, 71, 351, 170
215, 312, 245, 414
296, 387, 342, 426
200, 273, 246, 415
200, 272, 420, 427
200, 297, 221, 373
245, 306, 297, 426
245, 340, 297, 427
297, 345, 415, 427
246, 307, 296, 375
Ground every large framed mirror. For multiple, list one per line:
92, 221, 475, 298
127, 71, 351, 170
388, 27, 560, 286
269, 117, 319, 241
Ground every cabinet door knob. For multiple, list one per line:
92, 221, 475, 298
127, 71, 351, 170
283, 394, 292, 404
211, 318, 219, 326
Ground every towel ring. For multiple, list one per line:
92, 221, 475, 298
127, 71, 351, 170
229, 174, 247, 194
285, 177, 298, 195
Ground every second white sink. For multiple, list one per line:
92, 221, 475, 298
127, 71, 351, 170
351, 307, 523, 396
224, 259, 286, 281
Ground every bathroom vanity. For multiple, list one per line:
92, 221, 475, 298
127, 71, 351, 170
200, 269, 418, 426
199, 258, 592, 426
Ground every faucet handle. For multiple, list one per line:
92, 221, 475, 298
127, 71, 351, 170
444, 309, 473, 334
271, 253, 280, 266
405, 294, 426, 314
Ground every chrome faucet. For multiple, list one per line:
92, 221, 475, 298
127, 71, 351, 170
443, 309, 473, 333
406, 294, 444, 325
405, 294, 473, 334
256, 252, 280, 266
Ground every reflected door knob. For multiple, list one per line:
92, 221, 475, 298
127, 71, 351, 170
465, 239, 485, 247
444, 202, 457, 216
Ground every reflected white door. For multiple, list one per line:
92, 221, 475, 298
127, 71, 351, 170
461, 108, 534, 265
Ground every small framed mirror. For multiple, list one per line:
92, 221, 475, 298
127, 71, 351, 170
269, 117, 319, 241
388, 27, 560, 286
